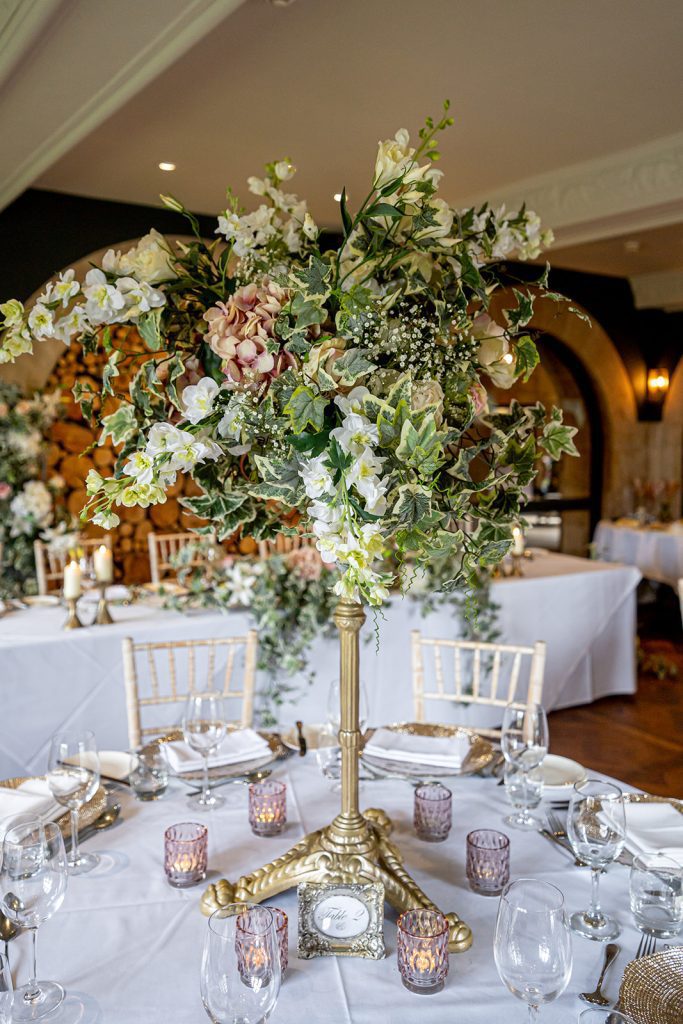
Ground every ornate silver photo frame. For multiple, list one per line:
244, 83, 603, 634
297, 881, 385, 959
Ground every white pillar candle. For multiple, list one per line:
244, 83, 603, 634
511, 526, 525, 556
94, 544, 113, 583
63, 560, 82, 599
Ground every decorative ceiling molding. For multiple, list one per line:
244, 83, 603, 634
0, 0, 246, 212
459, 132, 683, 247
630, 269, 683, 311
0, 0, 62, 90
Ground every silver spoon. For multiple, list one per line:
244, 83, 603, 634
580, 942, 620, 1006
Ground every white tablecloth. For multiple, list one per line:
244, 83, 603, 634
0, 553, 640, 778
594, 519, 683, 588
2, 759, 655, 1023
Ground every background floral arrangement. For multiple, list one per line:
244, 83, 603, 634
0, 103, 578, 607
0, 383, 65, 596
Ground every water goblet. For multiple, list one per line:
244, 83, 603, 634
0, 820, 68, 1021
494, 877, 572, 1022
629, 853, 683, 938
500, 703, 548, 830
200, 904, 281, 1024
327, 678, 369, 735
0, 950, 12, 1024
182, 691, 227, 810
567, 779, 626, 941
128, 747, 169, 801
47, 729, 100, 874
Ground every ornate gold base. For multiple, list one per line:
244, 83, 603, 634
200, 807, 472, 953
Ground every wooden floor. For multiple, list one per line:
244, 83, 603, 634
549, 633, 683, 798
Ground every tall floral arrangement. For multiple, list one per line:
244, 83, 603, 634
0, 105, 578, 606
0, 383, 64, 595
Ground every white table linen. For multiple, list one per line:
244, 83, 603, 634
0, 553, 640, 778
593, 519, 683, 588
3, 757, 661, 1024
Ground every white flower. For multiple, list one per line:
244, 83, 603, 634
0, 328, 32, 363
0, 299, 24, 328
330, 413, 379, 456
150, 425, 221, 473
93, 509, 120, 529
145, 422, 183, 457
247, 176, 267, 196
182, 376, 220, 425
346, 449, 387, 504
302, 212, 318, 240
10, 480, 53, 534
104, 229, 176, 284
299, 454, 334, 499
116, 277, 166, 320
334, 386, 370, 418
28, 303, 55, 338
83, 269, 126, 325
123, 451, 156, 486
7, 429, 42, 460
217, 397, 251, 455
414, 198, 454, 244
274, 160, 295, 181
51, 269, 80, 308
53, 305, 88, 344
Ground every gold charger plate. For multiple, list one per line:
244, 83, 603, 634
0, 776, 107, 841
146, 728, 287, 786
624, 792, 683, 814
361, 722, 495, 779
620, 946, 683, 1024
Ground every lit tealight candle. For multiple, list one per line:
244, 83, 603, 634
511, 526, 525, 556
93, 544, 113, 583
63, 559, 82, 599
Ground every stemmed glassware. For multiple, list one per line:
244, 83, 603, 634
326, 677, 369, 734
47, 729, 100, 874
500, 703, 548, 830
182, 691, 227, 810
0, 950, 12, 1024
567, 779, 626, 940
200, 903, 281, 1024
494, 878, 572, 1022
0, 820, 68, 1021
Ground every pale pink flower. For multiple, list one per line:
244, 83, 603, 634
0, 482, 12, 500
204, 278, 295, 388
468, 382, 488, 417
286, 545, 323, 582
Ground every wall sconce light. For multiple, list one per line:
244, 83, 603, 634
640, 367, 670, 421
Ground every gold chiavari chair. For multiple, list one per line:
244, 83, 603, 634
147, 531, 218, 583
257, 533, 315, 559
410, 631, 546, 738
33, 535, 113, 595
121, 632, 258, 749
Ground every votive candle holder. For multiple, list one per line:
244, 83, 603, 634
164, 822, 208, 887
235, 905, 279, 987
414, 782, 452, 842
466, 829, 510, 896
397, 908, 449, 994
249, 780, 287, 836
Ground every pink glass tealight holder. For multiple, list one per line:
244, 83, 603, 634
466, 829, 510, 896
397, 908, 449, 994
164, 822, 208, 888
249, 780, 287, 836
414, 782, 452, 842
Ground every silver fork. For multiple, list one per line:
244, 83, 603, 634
610, 933, 658, 1019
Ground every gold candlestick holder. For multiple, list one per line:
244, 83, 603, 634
63, 596, 83, 630
201, 598, 472, 954
95, 582, 114, 625
510, 553, 524, 576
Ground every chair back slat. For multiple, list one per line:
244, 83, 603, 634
147, 531, 217, 584
257, 533, 315, 559
410, 630, 546, 737
122, 633, 259, 748
33, 535, 114, 594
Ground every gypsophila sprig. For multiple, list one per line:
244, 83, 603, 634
0, 105, 579, 606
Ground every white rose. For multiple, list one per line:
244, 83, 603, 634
274, 160, 295, 181
411, 379, 444, 422
118, 229, 177, 284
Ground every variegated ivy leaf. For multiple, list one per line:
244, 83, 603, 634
253, 454, 301, 491
99, 404, 137, 446
392, 483, 432, 525
334, 348, 376, 386
137, 308, 163, 351
377, 398, 409, 447
291, 292, 326, 331
283, 385, 328, 434
514, 335, 540, 382
505, 288, 535, 329
396, 414, 444, 476
291, 255, 332, 297
101, 351, 122, 396
540, 410, 579, 459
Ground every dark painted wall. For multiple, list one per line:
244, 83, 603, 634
1, 188, 680, 397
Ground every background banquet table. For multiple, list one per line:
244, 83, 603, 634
3, 757, 653, 1024
0, 552, 641, 778
594, 519, 683, 589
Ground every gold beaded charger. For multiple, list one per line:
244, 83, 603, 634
0, 776, 108, 840
619, 946, 683, 1024
145, 728, 287, 786
361, 722, 495, 779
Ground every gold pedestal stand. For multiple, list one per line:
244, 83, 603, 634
200, 598, 472, 953
95, 583, 114, 625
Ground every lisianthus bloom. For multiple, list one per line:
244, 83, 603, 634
204, 278, 295, 388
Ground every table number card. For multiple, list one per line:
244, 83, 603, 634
297, 882, 385, 960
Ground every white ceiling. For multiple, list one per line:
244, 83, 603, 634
3, 0, 683, 291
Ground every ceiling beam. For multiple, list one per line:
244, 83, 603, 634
0, 0, 246, 212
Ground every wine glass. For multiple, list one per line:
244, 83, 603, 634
0, 950, 12, 1024
500, 703, 548, 830
567, 779, 626, 940
326, 678, 369, 734
182, 691, 227, 810
200, 904, 281, 1024
47, 729, 100, 874
0, 820, 68, 1021
494, 878, 572, 1022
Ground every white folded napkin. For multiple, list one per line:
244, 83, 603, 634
162, 728, 270, 774
364, 727, 471, 769
0, 778, 62, 841
81, 585, 131, 603
622, 801, 683, 861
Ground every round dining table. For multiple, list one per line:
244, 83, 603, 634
4, 756, 656, 1024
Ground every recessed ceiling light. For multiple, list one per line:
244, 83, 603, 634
333, 193, 343, 202
623, 239, 640, 252
159, 162, 176, 172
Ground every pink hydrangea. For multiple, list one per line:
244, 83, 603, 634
286, 545, 323, 582
203, 278, 295, 388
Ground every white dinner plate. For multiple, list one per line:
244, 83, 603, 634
98, 750, 136, 782
22, 594, 61, 607
541, 754, 587, 791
